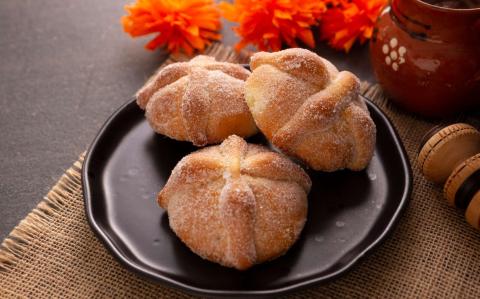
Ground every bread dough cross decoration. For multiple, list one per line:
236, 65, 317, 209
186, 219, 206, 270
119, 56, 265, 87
245, 49, 376, 171
134, 48, 379, 270
136, 56, 257, 146
158, 136, 311, 270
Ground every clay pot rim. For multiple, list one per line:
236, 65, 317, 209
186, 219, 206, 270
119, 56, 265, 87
412, 0, 480, 14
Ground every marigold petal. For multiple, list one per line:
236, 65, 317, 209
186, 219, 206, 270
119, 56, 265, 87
274, 9, 293, 20
263, 32, 277, 39
222, 0, 321, 52
186, 25, 200, 36
218, 2, 239, 21
200, 30, 221, 40
363, 26, 373, 39
185, 33, 206, 50
234, 40, 248, 51
319, 0, 387, 52
145, 34, 166, 51
298, 29, 315, 48
121, 0, 221, 55
296, 21, 311, 28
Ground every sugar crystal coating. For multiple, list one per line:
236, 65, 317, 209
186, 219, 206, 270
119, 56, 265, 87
158, 135, 311, 270
137, 56, 257, 146
245, 48, 376, 171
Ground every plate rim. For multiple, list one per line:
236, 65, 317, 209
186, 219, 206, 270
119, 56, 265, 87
82, 96, 413, 297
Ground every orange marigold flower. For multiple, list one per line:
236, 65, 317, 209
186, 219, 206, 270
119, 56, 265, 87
320, 0, 387, 52
121, 0, 222, 55
219, 0, 326, 52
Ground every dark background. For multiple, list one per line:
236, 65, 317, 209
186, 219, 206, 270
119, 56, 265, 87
0, 0, 374, 241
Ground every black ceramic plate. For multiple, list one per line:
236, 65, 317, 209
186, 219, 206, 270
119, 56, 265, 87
83, 96, 412, 297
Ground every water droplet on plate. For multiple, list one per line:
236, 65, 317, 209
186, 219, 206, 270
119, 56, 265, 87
336, 221, 345, 228
153, 239, 161, 246
128, 168, 139, 176
368, 171, 377, 181
314, 235, 324, 242
142, 192, 153, 200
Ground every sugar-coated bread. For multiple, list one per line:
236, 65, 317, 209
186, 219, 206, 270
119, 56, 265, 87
245, 48, 376, 171
158, 135, 311, 270
136, 56, 257, 146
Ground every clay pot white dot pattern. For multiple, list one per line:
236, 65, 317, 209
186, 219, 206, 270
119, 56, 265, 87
382, 38, 406, 72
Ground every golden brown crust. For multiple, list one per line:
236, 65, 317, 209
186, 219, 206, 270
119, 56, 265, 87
245, 48, 376, 171
218, 179, 257, 270
137, 56, 257, 146
158, 135, 311, 270
137, 62, 190, 109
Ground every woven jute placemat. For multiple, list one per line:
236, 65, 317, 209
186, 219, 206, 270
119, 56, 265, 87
1, 44, 479, 298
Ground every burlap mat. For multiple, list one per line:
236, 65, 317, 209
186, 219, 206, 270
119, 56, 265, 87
1, 44, 479, 298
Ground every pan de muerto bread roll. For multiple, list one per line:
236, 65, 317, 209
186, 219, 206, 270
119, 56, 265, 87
136, 56, 257, 146
158, 135, 311, 270
245, 48, 376, 171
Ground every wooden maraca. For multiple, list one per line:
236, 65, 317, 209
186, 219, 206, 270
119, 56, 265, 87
444, 154, 480, 229
418, 123, 480, 230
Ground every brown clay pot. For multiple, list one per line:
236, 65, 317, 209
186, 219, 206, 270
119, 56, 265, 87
370, 0, 480, 118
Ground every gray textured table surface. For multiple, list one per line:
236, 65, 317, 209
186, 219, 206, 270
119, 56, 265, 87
0, 0, 374, 241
